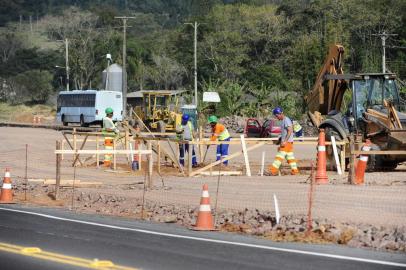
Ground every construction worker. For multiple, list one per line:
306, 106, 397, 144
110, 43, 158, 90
293, 120, 304, 140
176, 114, 197, 167
208, 115, 231, 165
269, 107, 299, 175
102, 107, 119, 167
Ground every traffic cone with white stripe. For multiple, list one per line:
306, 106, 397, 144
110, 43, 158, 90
355, 139, 371, 185
0, 168, 14, 203
315, 129, 328, 184
193, 184, 216, 231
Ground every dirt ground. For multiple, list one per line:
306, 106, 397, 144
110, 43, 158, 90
1, 126, 406, 228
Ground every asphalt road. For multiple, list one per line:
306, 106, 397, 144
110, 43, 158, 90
0, 205, 404, 270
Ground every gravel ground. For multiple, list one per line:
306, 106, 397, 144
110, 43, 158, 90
1, 127, 406, 252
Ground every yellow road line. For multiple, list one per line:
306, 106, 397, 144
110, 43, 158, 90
0, 242, 138, 270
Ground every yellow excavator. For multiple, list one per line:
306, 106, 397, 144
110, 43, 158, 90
306, 44, 406, 170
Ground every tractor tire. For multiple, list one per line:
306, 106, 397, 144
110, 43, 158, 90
366, 144, 382, 172
324, 126, 345, 171
62, 115, 68, 126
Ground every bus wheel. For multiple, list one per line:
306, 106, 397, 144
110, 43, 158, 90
62, 115, 68, 126
80, 115, 88, 127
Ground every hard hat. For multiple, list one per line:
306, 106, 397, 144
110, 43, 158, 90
182, 114, 190, 122
208, 115, 218, 123
272, 107, 283, 116
105, 107, 114, 114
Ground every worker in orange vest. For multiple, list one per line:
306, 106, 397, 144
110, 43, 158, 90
208, 115, 231, 166
268, 107, 299, 175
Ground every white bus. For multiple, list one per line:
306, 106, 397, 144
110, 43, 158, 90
56, 90, 123, 127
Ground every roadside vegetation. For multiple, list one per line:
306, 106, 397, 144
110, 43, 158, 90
0, 0, 405, 119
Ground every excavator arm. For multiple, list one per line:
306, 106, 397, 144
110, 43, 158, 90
306, 44, 348, 126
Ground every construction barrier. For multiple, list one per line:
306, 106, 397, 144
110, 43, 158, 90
315, 129, 328, 184
354, 139, 371, 185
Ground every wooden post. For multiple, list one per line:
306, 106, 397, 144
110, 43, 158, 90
125, 130, 130, 164
347, 134, 355, 184
157, 141, 161, 174
199, 127, 203, 161
260, 151, 265, 176
240, 135, 251, 177
148, 141, 153, 188
73, 128, 77, 166
113, 138, 117, 171
188, 142, 192, 176
341, 143, 346, 173
55, 140, 61, 200
61, 140, 65, 161
138, 141, 142, 171
96, 135, 99, 168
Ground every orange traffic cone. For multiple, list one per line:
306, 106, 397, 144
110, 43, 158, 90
193, 184, 216, 231
0, 168, 14, 203
315, 129, 328, 184
355, 139, 371, 185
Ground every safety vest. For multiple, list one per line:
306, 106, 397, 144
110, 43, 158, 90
177, 121, 194, 141
293, 121, 302, 133
216, 123, 230, 141
102, 117, 117, 136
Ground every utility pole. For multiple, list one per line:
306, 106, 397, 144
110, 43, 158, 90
65, 39, 70, 91
184, 21, 204, 108
115, 16, 135, 118
373, 31, 398, 73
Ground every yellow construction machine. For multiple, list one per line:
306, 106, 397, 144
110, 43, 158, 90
306, 44, 406, 170
131, 90, 186, 132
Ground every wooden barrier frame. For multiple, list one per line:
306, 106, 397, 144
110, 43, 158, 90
59, 130, 347, 177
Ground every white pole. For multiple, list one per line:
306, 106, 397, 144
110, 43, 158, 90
260, 151, 265, 176
273, 194, 280, 224
240, 135, 251, 177
331, 136, 342, 175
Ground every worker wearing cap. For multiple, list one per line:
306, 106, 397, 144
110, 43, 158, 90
269, 107, 299, 175
102, 107, 119, 167
176, 114, 197, 167
208, 115, 231, 165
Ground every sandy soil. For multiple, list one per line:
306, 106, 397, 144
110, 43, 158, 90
1, 127, 405, 227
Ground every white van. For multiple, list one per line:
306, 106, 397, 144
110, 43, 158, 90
56, 90, 123, 126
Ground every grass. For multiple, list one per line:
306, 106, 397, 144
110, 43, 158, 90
0, 102, 56, 123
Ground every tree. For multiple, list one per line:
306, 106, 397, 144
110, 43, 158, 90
10, 70, 53, 104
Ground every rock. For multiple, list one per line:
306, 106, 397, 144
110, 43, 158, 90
163, 215, 177, 223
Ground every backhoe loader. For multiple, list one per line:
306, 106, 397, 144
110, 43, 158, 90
306, 44, 406, 170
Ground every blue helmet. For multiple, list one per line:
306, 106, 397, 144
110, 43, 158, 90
182, 114, 190, 122
272, 107, 283, 116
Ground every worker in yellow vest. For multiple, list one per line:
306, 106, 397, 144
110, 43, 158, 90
176, 114, 197, 167
293, 120, 304, 141
102, 107, 119, 167
208, 115, 231, 166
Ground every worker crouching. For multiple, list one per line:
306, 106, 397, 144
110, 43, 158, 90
176, 114, 197, 167
269, 107, 299, 175
208, 115, 231, 166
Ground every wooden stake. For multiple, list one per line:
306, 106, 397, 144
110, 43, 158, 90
188, 143, 192, 176
157, 141, 161, 174
260, 151, 265, 176
199, 127, 203, 161
240, 135, 251, 177
73, 128, 77, 166
148, 141, 153, 188
96, 135, 99, 168
113, 138, 117, 171
348, 134, 355, 184
55, 140, 61, 200
61, 140, 65, 161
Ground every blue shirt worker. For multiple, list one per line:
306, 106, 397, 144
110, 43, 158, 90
176, 114, 197, 167
208, 115, 231, 166
269, 107, 299, 175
